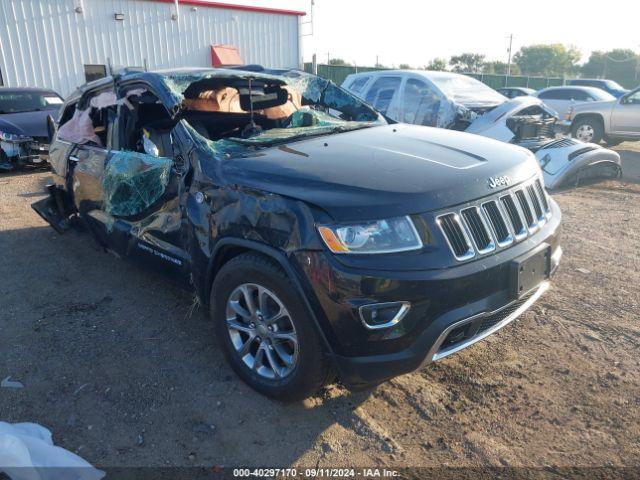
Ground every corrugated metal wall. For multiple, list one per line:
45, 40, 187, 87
0, 0, 300, 96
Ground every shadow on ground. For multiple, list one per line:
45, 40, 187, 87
0, 224, 375, 467
617, 148, 640, 182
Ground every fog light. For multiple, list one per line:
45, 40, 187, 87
359, 302, 411, 330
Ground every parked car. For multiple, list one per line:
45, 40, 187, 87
497, 87, 535, 99
0, 87, 63, 171
532, 86, 616, 119
563, 86, 640, 145
33, 67, 562, 400
342, 70, 621, 189
568, 78, 629, 98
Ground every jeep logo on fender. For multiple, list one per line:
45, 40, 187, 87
488, 175, 511, 189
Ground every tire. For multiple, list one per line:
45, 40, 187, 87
210, 252, 331, 401
572, 117, 604, 144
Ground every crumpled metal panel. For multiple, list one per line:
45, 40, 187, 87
102, 151, 172, 217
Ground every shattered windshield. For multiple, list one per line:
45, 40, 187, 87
161, 70, 386, 157
430, 75, 506, 106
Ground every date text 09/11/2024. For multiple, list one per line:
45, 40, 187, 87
232, 468, 400, 477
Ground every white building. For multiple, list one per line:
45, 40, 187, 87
0, 0, 305, 96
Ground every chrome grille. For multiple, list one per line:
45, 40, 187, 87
527, 184, 544, 220
437, 178, 551, 261
437, 213, 474, 260
515, 189, 535, 228
535, 179, 549, 212
482, 201, 512, 246
461, 207, 495, 253
500, 194, 526, 239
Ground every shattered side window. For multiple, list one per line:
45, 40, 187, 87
102, 151, 173, 217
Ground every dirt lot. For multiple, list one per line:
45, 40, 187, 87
1, 143, 639, 471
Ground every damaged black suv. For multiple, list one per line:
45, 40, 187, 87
34, 68, 562, 400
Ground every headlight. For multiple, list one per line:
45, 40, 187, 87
318, 216, 423, 254
0, 130, 30, 142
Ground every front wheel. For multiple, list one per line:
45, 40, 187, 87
210, 253, 331, 401
572, 117, 604, 144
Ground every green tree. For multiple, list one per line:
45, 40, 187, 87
426, 58, 447, 71
449, 53, 486, 73
328, 58, 349, 66
581, 49, 639, 88
482, 61, 520, 75
513, 44, 580, 76
398, 63, 412, 70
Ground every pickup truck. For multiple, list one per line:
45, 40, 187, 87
564, 86, 640, 145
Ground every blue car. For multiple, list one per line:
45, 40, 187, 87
568, 79, 629, 98
0, 87, 63, 171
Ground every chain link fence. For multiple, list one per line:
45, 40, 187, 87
303, 63, 565, 90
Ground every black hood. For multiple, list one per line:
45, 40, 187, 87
0, 110, 53, 138
218, 124, 540, 221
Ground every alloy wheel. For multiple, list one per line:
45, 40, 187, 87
225, 283, 299, 380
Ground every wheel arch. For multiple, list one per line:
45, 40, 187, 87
204, 237, 336, 356
572, 112, 605, 131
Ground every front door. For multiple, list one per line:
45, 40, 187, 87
611, 90, 640, 136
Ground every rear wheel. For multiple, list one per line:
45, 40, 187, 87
572, 117, 603, 144
210, 253, 331, 401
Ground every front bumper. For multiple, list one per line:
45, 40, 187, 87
295, 201, 562, 387
537, 142, 621, 190
0, 140, 49, 170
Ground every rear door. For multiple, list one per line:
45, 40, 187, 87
91, 85, 191, 280
611, 89, 640, 136
70, 143, 110, 215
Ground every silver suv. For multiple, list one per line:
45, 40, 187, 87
563, 86, 640, 145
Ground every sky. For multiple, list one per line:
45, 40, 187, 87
213, 0, 639, 67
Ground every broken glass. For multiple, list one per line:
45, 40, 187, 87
102, 151, 173, 217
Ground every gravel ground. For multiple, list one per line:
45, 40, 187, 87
1, 144, 639, 470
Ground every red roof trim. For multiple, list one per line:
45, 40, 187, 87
154, 0, 306, 16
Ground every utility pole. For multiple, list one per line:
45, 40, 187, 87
506, 33, 514, 76
327, 52, 330, 65
376, 54, 379, 67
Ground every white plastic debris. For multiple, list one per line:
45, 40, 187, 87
1, 377, 24, 389
0, 422, 105, 480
